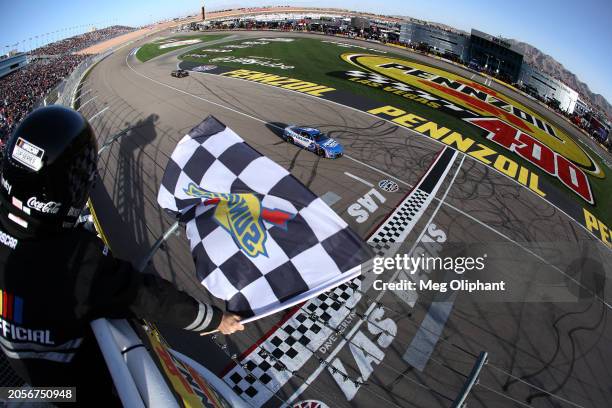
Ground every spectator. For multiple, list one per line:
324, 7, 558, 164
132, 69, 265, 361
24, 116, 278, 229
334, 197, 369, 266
31, 26, 134, 56
0, 55, 86, 141
1, 25, 137, 142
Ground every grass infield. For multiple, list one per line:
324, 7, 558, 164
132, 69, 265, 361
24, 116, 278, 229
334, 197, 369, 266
136, 34, 227, 62
178, 37, 611, 227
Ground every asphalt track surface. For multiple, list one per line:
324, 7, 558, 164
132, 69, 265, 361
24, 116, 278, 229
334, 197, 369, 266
79, 30, 612, 407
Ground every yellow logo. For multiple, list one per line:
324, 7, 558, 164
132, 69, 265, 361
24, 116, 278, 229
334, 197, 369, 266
184, 183, 294, 257
341, 53, 603, 178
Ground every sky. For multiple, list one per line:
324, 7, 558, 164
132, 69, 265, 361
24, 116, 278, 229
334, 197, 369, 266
1, 0, 611, 102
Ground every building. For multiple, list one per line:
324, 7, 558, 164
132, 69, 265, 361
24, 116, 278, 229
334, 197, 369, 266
469, 29, 523, 82
400, 21, 470, 61
0, 52, 28, 79
574, 98, 589, 116
518, 64, 579, 113
350, 17, 370, 30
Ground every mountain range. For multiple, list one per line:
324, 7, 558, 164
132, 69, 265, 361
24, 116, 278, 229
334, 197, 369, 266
507, 40, 612, 119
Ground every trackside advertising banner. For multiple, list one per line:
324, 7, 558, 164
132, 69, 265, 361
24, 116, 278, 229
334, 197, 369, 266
139, 324, 233, 407
179, 58, 611, 249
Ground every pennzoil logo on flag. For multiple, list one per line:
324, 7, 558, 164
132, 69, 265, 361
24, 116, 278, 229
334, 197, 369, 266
183, 183, 294, 257
157, 116, 371, 320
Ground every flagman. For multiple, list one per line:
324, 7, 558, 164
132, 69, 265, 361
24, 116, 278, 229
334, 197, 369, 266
0, 106, 244, 404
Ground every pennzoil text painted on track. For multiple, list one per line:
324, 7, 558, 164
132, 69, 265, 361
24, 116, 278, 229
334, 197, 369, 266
282, 126, 344, 158
100, 31, 612, 408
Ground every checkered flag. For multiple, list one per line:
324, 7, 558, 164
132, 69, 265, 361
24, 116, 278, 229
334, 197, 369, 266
158, 116, 371, 322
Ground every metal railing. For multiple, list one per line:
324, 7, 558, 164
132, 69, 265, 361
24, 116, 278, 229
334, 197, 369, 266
452, 351, 488, 408
57, 49, 114, 107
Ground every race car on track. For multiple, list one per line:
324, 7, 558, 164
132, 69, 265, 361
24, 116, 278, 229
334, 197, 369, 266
170, 69, 189, 78
282, 126, 344, 158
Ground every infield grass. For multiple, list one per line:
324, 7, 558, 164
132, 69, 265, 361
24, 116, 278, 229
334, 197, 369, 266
179, 37, 611, 226
136, 34, 227, 62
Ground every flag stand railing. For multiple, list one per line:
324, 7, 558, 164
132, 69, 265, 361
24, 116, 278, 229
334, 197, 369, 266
137, 221, 180, 272
89, 139, 188, 407
451, 351, 488, 408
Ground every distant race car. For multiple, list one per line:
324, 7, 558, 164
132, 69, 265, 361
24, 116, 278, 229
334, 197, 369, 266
282, 126, 344, 158
171, 69, 189, 78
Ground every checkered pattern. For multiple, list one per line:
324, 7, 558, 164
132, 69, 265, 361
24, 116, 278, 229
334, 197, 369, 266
368, 188, 430, 256
344, 70, 477, 115
223, 280, 359, 405
223, 184, 434, 403
222, 148, 456, 406
158, 116, 371, 318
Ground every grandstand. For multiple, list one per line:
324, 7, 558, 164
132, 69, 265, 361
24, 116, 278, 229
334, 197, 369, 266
0, 25, 135, 143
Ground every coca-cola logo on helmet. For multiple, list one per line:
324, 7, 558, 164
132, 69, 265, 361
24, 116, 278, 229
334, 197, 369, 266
27, 197, 61, 214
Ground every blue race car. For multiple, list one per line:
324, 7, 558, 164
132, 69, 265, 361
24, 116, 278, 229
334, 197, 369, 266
282, 126, 344, 158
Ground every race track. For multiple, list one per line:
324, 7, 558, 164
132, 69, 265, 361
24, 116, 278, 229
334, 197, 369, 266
78, 30, 612, 407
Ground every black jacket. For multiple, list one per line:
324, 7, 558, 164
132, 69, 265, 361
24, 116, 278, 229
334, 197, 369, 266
0, 213, 222, 390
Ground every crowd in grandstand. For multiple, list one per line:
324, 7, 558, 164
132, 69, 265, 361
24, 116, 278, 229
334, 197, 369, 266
32, 25, 134, 56
0, 25, 135, 144
0, 55, 86, 142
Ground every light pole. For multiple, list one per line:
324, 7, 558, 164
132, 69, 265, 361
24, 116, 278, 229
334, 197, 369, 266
496, 59, 503, 75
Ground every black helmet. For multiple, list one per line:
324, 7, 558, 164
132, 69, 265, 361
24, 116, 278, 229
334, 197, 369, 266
0, 106, 98, 234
